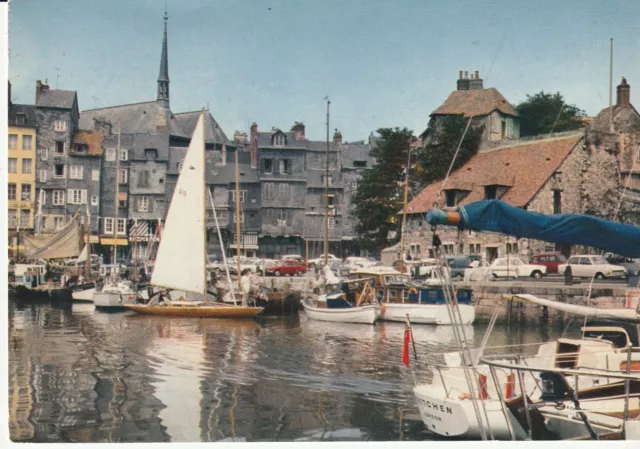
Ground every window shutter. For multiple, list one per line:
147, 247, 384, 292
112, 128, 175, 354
149, 198, 154, 213
67, 189, 73, 204
81, 190, 87, 204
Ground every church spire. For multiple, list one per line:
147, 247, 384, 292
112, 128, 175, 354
157, 6, 170, 109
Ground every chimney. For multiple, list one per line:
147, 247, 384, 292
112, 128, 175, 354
469, 70, 484, 90
333, 129, 343, 145
291, 121, 306, 141
617, 77, 631, 107
457, 70, 470, 91
250, 122, 258, 169
465, 71, 469, 79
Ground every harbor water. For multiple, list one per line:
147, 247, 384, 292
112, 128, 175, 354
8, 299, 582, 443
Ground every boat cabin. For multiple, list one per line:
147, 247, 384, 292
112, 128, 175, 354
13, 264, 47, 289
349, 267, 472, 306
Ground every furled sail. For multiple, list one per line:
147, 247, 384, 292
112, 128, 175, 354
504, 294, 640, 323
22, 214, 83, 260
427, 200, 640, 258
151, 113, 206, 294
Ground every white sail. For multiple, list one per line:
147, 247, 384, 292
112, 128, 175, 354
76, 244, 88, 263
505, 294, 640, 323
151, 113, 206, 293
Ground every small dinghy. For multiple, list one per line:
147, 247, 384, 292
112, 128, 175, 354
302, 282, 380, 325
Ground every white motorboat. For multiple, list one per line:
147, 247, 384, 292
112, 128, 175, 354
94, 280, 142, 309
71, 286, 96, 302
302, 293, 380, 325
380, 302, 475, 325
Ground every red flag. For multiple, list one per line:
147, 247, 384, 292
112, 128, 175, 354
402, 324, 411, 367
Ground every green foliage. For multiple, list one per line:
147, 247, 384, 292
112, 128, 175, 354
414, 115, 484, 186
353, 127, 414, 253
516, 91, 586, 137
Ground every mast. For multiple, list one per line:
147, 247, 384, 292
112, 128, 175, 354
235, 149, 242, 292
609, 38, 614, 132
202, 110, 207, 295
399, 144, 412, 261
85, 202, 91, 279
112, 120, 121, 283
324, 99, 330, 265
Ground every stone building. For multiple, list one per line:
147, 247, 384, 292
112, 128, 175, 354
420, 70, 520, 148
33, 80, 80, 233
591, 76, 640, 220
398, 130, 625, 264
7, 82, 37, 255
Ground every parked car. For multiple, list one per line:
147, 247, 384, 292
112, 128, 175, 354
447, 255, 482, 280
489, 257, 547, 279
604, 253, 640, 277
558, 255, 627, 280
530, 252, 567, 274
344, 256, 378, 271
265, 260, 308, 277
281, 254, 304, 262
307, 254, 340, 268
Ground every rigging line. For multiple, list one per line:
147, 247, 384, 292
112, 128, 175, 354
549, 103, 565, 134
435, 116, 474, 205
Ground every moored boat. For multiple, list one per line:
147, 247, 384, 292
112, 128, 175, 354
302, 292, 380, 325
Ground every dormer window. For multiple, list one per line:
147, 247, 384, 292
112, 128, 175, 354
273, 134, 285, 147
353, 160, 367, 168
484, 185, 498, 200
145, 148, 158, 160
15, 113, 26, 126
445, 190, 457, 207
75, 143, 88, 153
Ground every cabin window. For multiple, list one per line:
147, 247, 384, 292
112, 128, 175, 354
55, 141, 65, 155
484, 185, 498, 200
553, 190, 562, 214
262, 158, 274, 174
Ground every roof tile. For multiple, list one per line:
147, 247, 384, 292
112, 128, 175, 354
432, 88, 518, 117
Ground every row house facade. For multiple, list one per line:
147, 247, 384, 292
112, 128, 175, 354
7, 82, 37, 256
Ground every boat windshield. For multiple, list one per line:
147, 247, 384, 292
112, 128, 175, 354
384, 275, 408, 284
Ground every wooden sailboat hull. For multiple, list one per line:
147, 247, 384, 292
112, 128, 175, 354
123, 303, 264, 318
302, 303, 379, 324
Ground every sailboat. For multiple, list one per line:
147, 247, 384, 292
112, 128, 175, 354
302, 99, 380, 324
124, 112, 263, 318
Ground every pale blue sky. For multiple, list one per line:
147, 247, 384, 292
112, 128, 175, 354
8, 0, 640, 141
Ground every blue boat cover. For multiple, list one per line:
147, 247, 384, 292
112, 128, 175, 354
426, 200, 640, 258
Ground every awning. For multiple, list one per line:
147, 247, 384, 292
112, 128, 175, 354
101, 238, 129, 246
84, 235, 100, 243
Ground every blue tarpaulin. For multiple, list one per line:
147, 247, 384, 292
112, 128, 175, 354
426, 200, 640, 258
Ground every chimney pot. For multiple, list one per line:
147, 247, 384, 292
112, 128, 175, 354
250, 123, 258, 169
464, 71, 469, 79
459, 70, 463, 80
475, 70, 479, 79
616, 76, 631, 107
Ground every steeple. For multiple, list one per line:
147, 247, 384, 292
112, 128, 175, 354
157, 7, 170, 109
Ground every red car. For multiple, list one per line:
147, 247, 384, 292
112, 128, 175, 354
530, 252, 567, 274
265, 260, 307, 277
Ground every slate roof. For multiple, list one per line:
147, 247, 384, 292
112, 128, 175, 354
341, 142, 373, 169
36, 88, 77, 109
130, 134, 170, 161
256, 131, 306, 148
173, 111, 230, 144
207, 163, 260, 184
306, 140, 339, 153
405, 134, 583, 214
8, 104, 37, 128
591, 104, 640, 134
431, 88, 518, 118
80, 101, 185, 137
70, 130, 104, 156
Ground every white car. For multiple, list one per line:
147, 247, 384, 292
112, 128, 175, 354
558, 255, 627, 280
344, 256, 379, 271
308, 254, 340, 267
488, 257, 547, 279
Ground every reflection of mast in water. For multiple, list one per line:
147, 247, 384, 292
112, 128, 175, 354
8, 313, 35, 441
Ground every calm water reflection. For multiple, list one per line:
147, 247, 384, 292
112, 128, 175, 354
8, 301, 579, 442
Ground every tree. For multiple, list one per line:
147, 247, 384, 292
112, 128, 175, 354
516, 91, 586, 137
353, 128, 414, 254
414, 115, 484, 187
